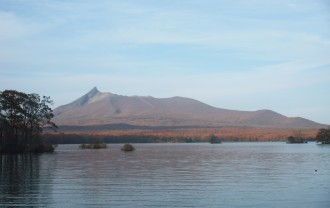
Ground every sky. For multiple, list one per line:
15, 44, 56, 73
0, 0, 330, 124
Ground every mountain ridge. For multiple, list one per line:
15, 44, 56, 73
53, 87, 326, 128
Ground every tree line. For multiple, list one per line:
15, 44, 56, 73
0, 90, 57, 153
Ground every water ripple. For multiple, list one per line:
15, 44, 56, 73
1, 143, 330, 207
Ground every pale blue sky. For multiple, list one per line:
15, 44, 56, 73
1, 0, 330, 124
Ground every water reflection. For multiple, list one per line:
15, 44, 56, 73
1, 143, 329, 208
0, 154, 53, 207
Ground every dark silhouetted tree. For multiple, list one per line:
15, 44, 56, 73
0, 90, 57, 153
316, 127, 330, 144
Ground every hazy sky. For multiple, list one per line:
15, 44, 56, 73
1, 0, 330, 124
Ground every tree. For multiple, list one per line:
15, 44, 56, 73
208, 134, 221, 144
0, 90, 57, 153
315, 127, 330, 144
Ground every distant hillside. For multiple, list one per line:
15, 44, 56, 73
53, 87, 325, 128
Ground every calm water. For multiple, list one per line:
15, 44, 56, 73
1, 142, 330, 208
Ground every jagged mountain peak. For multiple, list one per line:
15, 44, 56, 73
54, 87, 113, 115
75, 87, 102, 106
71, 87, 118, 107
86, 87, 100, 97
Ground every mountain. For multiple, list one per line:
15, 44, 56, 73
53, 87, 325, 128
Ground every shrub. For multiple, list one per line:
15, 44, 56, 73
121, 144, 135, 152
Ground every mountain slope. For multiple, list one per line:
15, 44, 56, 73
53, 87, 325, 128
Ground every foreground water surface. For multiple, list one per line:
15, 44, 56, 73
1, 142, 330, 208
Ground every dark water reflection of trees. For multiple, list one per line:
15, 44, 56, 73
0, 154, 53, 206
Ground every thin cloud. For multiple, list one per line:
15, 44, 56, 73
0, 0, 329, 124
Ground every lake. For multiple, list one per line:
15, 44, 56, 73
1, 142, 330, 207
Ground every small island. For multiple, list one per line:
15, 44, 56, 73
286, 136, 307, 144
121, 143, 135, 151
80, 143, 107, 149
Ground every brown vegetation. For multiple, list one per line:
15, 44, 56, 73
43, 126, 318, 143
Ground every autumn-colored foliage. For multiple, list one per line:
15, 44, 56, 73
43, 126, 318, 143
